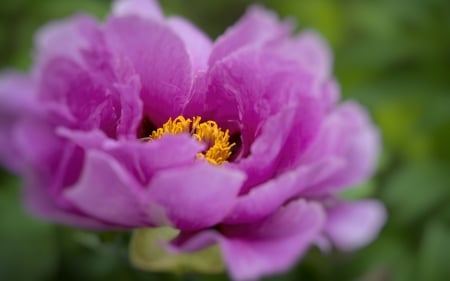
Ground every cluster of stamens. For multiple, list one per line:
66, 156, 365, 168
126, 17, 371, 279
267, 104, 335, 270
148, 116, 235, 165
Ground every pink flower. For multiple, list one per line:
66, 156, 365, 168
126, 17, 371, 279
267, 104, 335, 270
0, 0, 386, 280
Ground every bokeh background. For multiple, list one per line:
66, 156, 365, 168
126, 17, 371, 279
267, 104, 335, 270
1, 0, 449, 280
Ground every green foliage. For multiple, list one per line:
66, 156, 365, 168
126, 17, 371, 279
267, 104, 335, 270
1, 0, 449, 280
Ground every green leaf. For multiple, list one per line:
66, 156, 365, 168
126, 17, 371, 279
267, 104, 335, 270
382, 162, 450, 225
130, 227, 224, 274
418, 220, 450, 281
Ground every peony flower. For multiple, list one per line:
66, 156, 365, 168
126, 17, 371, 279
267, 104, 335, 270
0, 0, 386, 280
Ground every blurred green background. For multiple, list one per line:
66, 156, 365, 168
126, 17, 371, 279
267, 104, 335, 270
1, 0, 449, 280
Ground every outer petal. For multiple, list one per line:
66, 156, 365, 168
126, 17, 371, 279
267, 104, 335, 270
300, 101, 380, 195
145, 162, 246, 230
324, 200, 386, 251
104, 16, 193, 126
0, 73, 36, 172
209, 6, 292, 66
172, 200, 325, 281
64, 150, 146, 227
112, 0, 164, 21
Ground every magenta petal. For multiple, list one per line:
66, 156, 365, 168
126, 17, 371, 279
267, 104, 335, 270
104, 16, 193, 125
325, 200, 386, 251
112, 0, 164, 21
145, 162, 246, 230
172, 200, 325, 281
64, 151, 146, 227
209, 6, 292, 66
168, 17, 213, 72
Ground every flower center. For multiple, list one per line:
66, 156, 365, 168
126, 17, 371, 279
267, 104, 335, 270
148, 116, 235, 165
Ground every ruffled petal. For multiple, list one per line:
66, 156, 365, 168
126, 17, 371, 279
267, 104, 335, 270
104, 16, 193, 126
172, 199, 325, 281
209, 6, 292, 66
324, 199, 386, 251
112, 0, 164, 21
145, 162, 246, 230
64, 150, 146, 227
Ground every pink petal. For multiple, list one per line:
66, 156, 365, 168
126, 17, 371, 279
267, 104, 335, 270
145, 162, 246, 230
325, 200, 386, 251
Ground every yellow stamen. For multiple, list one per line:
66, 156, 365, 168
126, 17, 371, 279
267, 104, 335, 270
149, 116, 235, 165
